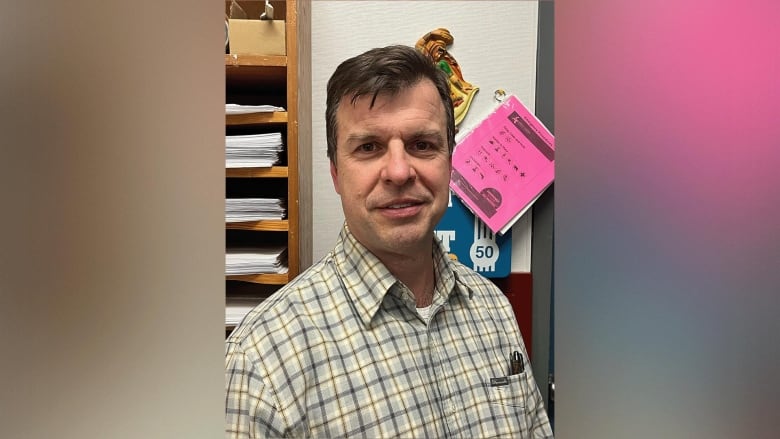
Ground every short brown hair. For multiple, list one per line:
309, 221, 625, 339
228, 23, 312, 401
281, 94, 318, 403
325, 45, 455, 164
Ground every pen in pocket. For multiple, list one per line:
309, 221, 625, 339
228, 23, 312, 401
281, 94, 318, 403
510, 350, 524, 375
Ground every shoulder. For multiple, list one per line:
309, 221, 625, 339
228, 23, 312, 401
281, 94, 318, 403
449, 258, 501, 292
447, 259, 516, 310
227, 254, 339, 349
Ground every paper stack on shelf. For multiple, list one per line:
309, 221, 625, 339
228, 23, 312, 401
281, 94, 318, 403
226, 197, 287, 222
225, 296, 266, 326
226, 132, 284, 168
225, 104, 285, 115
225, 246, 288, 275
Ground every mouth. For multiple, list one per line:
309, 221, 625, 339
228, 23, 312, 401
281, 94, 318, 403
377, 198, 426, 218
384, 201, 420, 209
380, 198, 424, 209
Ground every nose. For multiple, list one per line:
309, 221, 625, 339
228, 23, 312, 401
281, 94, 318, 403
380, 142, 416, 185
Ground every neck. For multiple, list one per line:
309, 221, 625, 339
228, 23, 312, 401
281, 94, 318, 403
379, 251, 436, 307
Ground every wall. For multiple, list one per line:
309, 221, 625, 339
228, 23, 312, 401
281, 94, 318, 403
310, 1, 539, 272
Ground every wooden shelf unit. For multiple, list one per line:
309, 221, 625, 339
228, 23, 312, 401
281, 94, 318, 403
225, 0, 312, 324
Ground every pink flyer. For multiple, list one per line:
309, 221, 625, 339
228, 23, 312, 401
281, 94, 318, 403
450, 95, 555, 234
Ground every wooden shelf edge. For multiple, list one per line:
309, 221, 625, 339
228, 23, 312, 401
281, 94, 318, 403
226, 166, 288, 178
226, 111, 288, 125
225, 54, 287, 67
226, 273, 289, 285
226, 219, 289, 231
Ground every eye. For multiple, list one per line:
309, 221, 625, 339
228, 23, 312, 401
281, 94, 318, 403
410, 141, 434, 152
357, 143, 377, 153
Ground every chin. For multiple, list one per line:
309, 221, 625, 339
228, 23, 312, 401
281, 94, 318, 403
378, 226, 433, 251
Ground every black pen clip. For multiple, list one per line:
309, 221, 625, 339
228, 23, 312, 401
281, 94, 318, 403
510, 350, 524, 375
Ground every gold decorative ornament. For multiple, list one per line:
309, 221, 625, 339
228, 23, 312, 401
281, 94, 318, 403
416, 28, 479, 126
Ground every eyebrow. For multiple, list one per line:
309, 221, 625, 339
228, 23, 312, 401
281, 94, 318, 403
344, 129, 445, 144
343, 133, 380, 144
408, 129, 445, 142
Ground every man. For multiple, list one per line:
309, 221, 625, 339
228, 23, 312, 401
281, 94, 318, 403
226, 45, 553, 438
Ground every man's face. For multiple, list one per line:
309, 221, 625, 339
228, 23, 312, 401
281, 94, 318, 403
330, 79, 451, 259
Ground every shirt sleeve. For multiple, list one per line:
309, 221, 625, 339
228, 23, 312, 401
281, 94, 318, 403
225, 340, 288, 438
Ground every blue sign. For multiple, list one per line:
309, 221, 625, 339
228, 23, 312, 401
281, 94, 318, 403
434, 191, 511, 278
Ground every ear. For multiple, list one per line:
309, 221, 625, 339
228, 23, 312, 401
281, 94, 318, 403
330, 161, 341, 194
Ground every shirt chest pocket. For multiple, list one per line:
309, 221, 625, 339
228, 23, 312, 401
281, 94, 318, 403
485, 373, 529, 408
483, 372, 532, 436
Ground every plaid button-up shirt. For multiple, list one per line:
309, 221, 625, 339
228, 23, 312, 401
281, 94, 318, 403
226, 225, 553, 438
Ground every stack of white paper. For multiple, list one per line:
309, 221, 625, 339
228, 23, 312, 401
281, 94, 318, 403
225, 296, 265, 326
225, 246, 288, 275
226, 132, 283, 168
226, 198, 286, 222
226, 104, 285, 115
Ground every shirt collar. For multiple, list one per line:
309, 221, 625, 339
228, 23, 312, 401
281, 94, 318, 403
332, 224, 462, 327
